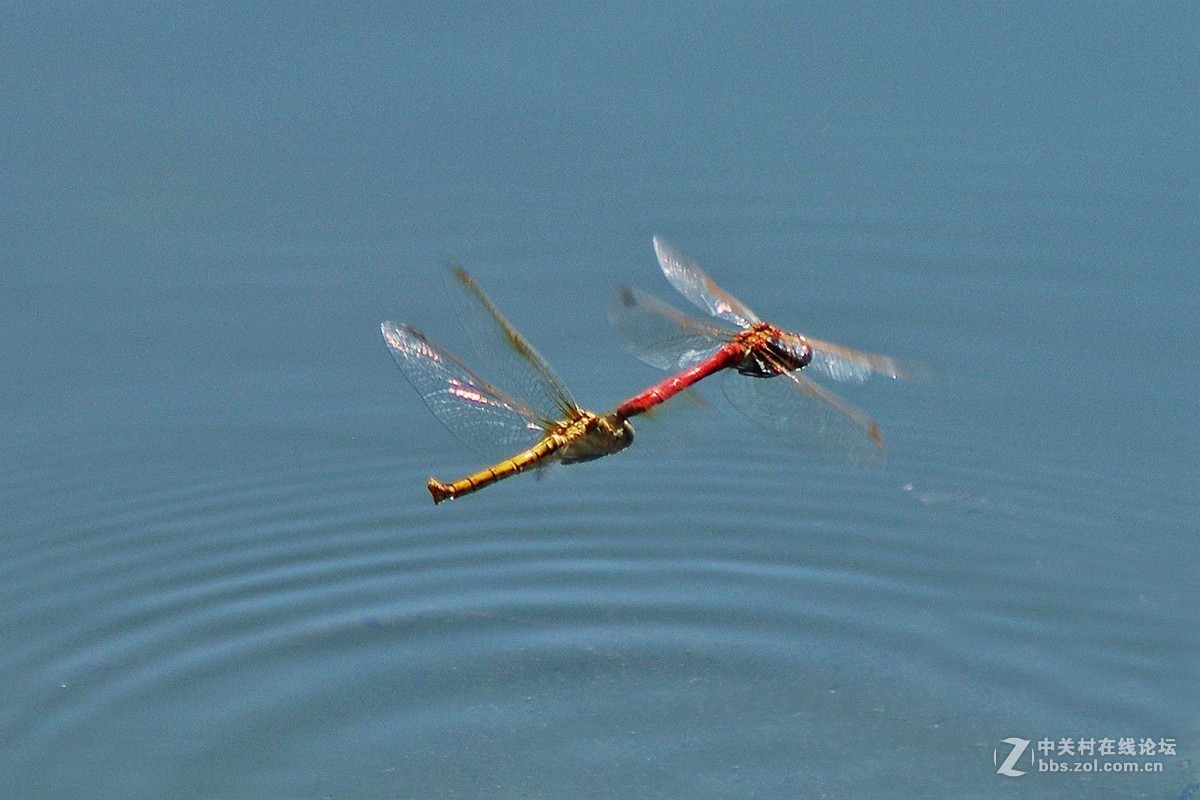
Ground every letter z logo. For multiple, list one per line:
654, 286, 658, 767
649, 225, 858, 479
994, 737, 1031, 777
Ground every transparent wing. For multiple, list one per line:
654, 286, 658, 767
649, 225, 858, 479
381, 321, 549, 454
446, 266, 580, 423
652, 236, 761, 328
790, 334, 918, 384
608, 286, 732, 370
720, 368, 886, 467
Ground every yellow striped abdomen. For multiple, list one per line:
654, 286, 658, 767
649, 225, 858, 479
427, 434, 564, 504
425, 411, 633, 505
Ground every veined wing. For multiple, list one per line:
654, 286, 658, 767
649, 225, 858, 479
608, 285, 731, 371
720, 367, 886, 467
652, 236, 761, 329
447, 266, 580, 423
381, 321, 549, 454
798, 334, 922, 384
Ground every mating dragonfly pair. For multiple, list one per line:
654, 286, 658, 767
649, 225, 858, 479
382, 237, 917, 504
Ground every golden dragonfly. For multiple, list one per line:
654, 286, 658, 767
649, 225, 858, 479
382, 267, 633, 504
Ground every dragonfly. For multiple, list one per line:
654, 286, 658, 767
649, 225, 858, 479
382, 267, 634, 504
610, 237, 918, 464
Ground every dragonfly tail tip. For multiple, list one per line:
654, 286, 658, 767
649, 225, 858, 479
428, 478, 453, 505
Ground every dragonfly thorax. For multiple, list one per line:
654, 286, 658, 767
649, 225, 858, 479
558, 412, 634, 464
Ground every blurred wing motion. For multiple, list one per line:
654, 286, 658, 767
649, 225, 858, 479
446, 266, 579, 423
653, 235, 761, 328
801, 335, 916, 384
720, 368, 885, 467
380, 321, 549, 454
608, 285, 730, 371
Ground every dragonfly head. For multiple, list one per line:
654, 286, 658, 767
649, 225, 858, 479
737, 331, 812, 377
767, 337, 812, 372
596, 413, 636, 452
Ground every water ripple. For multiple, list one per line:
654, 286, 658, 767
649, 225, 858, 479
3, 422, 1194, 798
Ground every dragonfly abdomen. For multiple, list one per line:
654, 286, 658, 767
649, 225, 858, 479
614, 343, 746, 421
427, 434, 565, 504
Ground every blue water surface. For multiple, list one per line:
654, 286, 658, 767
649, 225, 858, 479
2, 5, 1196, 798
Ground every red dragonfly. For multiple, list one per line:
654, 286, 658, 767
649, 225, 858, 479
382, 267, 634, 504
610, 237, 918, 464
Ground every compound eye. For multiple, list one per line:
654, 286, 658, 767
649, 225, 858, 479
769, 340, 811, 370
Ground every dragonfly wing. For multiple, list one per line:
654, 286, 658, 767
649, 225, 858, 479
720, 368, 885, 467
381, 321, 549, 455
608, 286, 731, 370
446, 266, 580, 423
800, 335, 922, 383
652, 236, 761, 328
